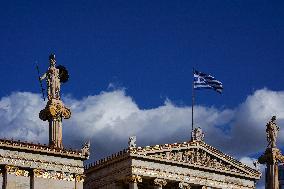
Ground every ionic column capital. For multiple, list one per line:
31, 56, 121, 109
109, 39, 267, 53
201, 186, 210, 189
179, 182, 191, 189
4, 165, 29, 177
75, 174, 86, 182
154, 178, 167, 187
125, 175, 142, 183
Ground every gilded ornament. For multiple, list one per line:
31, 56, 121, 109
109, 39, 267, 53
125, 175, 142, 183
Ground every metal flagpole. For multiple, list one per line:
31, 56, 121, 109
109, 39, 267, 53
192, 68, 195, 134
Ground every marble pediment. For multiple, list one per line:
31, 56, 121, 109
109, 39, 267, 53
129, 140, 261, 179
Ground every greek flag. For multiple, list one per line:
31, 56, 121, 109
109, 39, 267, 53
194, 70, 223, 93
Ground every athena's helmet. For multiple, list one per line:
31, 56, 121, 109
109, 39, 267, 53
49, 54, 56, 61
49, 54, 56, 66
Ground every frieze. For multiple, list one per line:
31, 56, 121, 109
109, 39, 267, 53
85, 163, 131, 187
132, 165, 254, 189
6, 165, 29, 177
0, 150, 84, 174
0, 138, 86, 159
34, 168, 84, 182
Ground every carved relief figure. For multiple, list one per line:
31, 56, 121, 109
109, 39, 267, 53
40, 54, 61, 100
266, 116, 279, 148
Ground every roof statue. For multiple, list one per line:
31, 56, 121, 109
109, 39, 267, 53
39, 54, 71, 149
128, 136, 137, 148
266, 115, 279, 148
191, 127, 205, 142
82, 140, 91, 159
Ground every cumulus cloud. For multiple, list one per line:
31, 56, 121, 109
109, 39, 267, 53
239, 157, 266, 188
0, 92, 46, 143
226, 89, 284, 157
1, 88, 284, 188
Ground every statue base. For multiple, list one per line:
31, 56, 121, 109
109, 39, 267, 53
39, 99, 71, 121
258, 147, 284, 189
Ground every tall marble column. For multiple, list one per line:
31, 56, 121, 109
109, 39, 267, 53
258, 116, 284, 189
125, 175, 142, 189
153, 178, 167, 189
30, 169, 35, 189
2, 166, 7, 189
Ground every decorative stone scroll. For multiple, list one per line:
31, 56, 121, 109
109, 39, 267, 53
125, 175, 142, 183
75, 174, 85, 182
153, 178, 167, 187
179, 182, 190, 189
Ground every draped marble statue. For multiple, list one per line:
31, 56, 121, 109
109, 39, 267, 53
39, 54, 71, 149
40, 54, 61, 101
266, 116, 279, 148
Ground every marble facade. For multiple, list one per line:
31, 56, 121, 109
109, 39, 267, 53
84, 129, 261, 189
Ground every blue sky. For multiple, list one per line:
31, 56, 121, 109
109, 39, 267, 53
1, 0, 284, 108
1, 1, 284, 187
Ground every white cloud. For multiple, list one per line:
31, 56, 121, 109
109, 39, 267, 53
227, 89, 284, 157
1, 88, 284, 188
239, 157, 266, 188
0, 92, 47, 143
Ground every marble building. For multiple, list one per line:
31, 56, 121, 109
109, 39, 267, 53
84, 128, 261, 189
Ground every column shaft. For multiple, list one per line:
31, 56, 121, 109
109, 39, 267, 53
266, 164, 279, 189
49, 118, 63, 148
30, 170, 34, 189
2, 167, 6, 189
129, 182, 138, 189
154, 186, 162, 189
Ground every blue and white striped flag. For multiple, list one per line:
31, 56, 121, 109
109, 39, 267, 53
193, 70, 223, 93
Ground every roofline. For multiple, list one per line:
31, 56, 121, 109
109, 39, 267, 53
85, 140, 261, 179
0, 138, 88, 160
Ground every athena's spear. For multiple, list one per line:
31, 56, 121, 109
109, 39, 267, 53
36, 64, 45, 101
